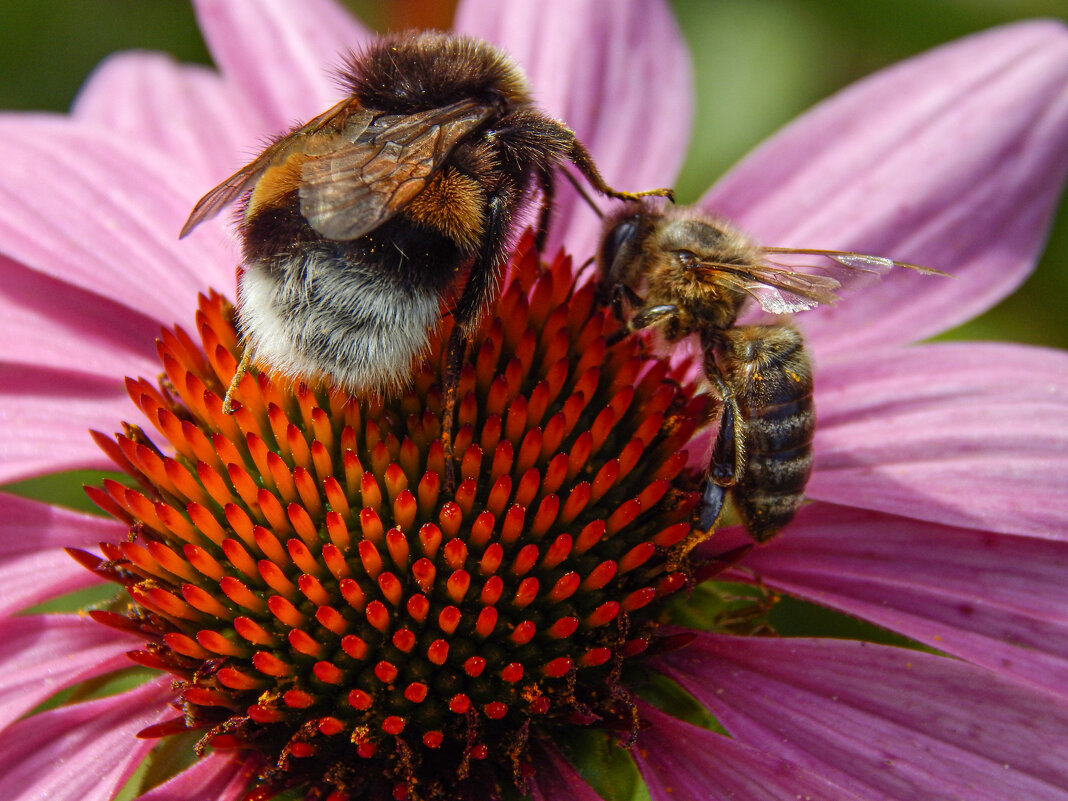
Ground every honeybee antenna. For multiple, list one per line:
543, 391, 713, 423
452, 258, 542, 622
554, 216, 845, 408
574, 255, 597, 284
562, 168, 604, 218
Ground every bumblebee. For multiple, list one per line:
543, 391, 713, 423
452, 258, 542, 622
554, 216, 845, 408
181, 31, 671, 406
598, 202, 946, 541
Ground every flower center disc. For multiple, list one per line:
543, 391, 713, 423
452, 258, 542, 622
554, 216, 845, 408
85, 233, 710, 801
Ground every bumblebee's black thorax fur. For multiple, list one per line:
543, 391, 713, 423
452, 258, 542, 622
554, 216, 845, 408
341, 32, 532, 115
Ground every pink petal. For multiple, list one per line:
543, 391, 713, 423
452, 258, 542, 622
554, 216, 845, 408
703, 21, 1068, 352
737, 502, 1068, 699
0, 548, 101, 618
192, 0, 371, 136
633, 703, 867, 801
0, 119, 237, 326
0, 551, 101, 623
0, 614, 136, 729
657, 633, 1068, 801
810, 342, 1068, 538
0, 677, 174, 801
72, 51, 263, 183
0, 492, 122, 550
0, 254, 161, 378
134, 753, 254, 801
528, 741, 612, 801
455, 0, 693, 259
0, 494, 121, 615
0, 364, 130, 483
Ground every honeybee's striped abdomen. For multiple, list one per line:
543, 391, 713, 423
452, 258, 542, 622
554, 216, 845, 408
723, 325, 815, 541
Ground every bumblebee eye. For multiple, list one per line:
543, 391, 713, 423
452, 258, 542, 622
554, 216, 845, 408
599, 218, 639, 278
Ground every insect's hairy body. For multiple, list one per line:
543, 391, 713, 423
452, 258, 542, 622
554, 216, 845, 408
182, 32, 671, 400
239, 215, 452, 393
705, 325, 814, 540
599, 204, 817, 541
235, 35, 565, 392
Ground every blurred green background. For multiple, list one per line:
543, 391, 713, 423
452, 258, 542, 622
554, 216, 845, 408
0, 0, 1065, 348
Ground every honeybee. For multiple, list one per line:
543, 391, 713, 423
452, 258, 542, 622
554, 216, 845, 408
598, 202, 946, 541
181, 31, 671, 411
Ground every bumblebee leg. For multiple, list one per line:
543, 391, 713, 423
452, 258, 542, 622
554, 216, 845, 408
222, 345, 251, 414
451, 190, 516, 329
567, 137, 675, 202
441, 189, 518, 490
533, 168, 555, 251
439, 324, 467, 493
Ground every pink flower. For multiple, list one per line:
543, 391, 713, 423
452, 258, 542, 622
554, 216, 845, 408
1, 1, 1067, 800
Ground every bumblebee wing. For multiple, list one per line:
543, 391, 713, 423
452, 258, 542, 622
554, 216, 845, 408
298, 98, 493, 241
180, 168, 260, 237
179, 97, 357, 238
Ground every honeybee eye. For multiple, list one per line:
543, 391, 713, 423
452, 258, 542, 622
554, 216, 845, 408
674, 249, 699, 270
599, 218, 640, 278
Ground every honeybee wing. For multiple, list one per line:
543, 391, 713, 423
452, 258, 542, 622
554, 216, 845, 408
179, 97, 357, 238
298, 98, 494, 241
700, 248, 949, 315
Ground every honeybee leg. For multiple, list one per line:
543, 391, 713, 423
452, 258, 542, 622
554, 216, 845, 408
222, 346, 252, 414
612, 282, 644, 319
630, 303, 679, 331
574, 254, 597, 286
606, 295, 678, 347
604, 282, 644, 344
706, 367, 744, 487
668, 480, 727, 571
567, 137, 674, 202
697, 480, 728, 531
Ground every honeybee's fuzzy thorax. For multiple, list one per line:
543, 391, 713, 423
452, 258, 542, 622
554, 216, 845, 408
638, 257, 744, 335
340, 32, 532, 114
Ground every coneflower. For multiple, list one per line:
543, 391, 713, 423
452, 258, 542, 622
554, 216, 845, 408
0, 3, 1066, 801
77, 237, 712, 800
